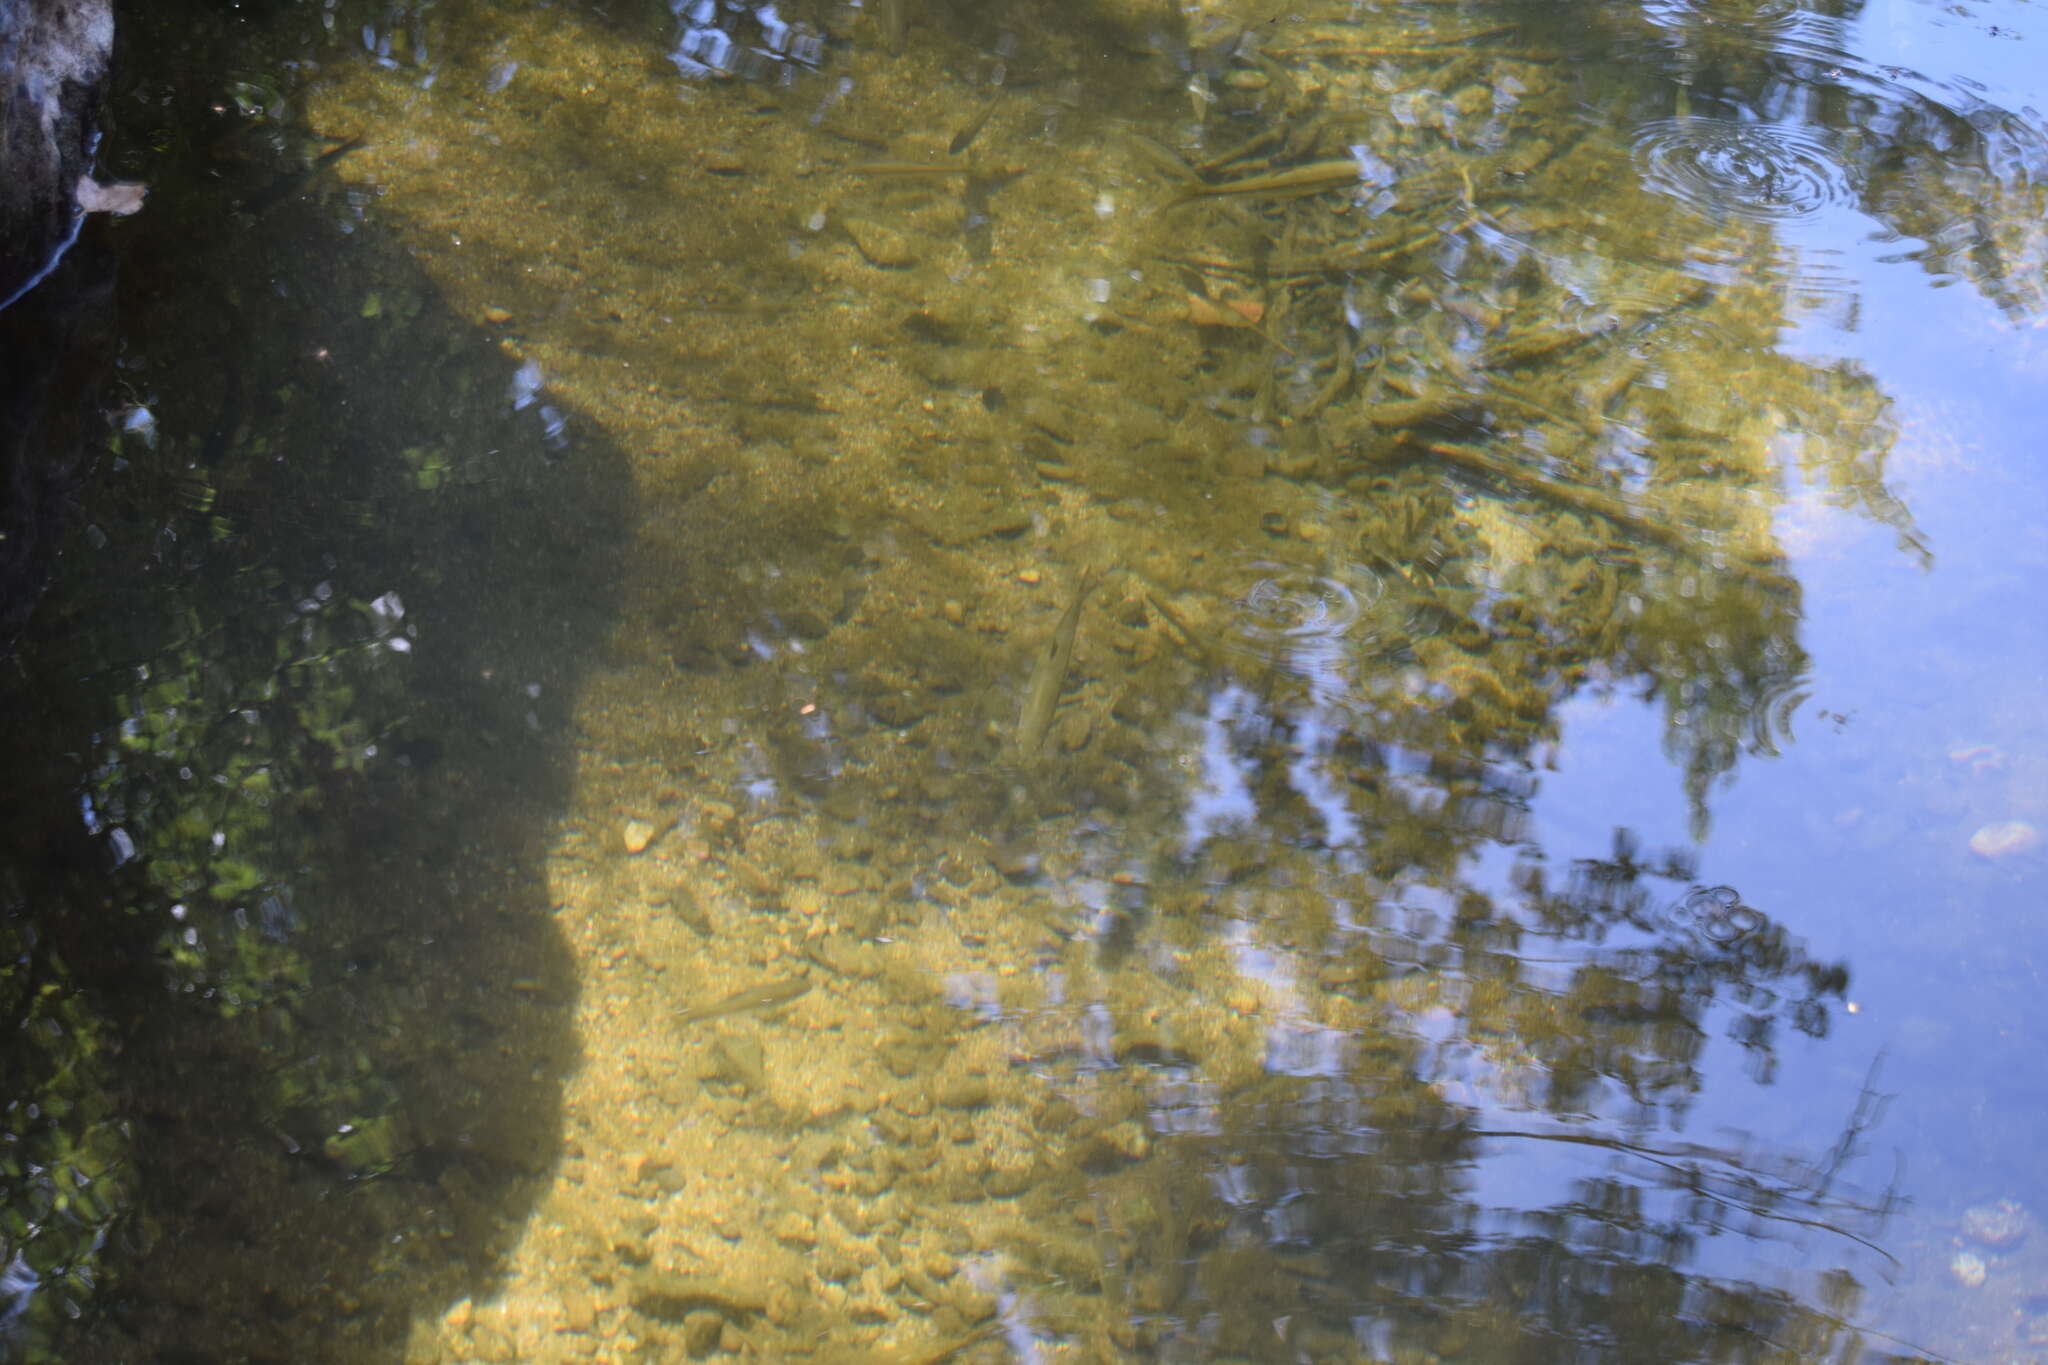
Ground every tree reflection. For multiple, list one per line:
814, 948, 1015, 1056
1123, 0, 2018, 842
1036, 848, 1890, 1359
997, 811, 1900, 1360
968, 1, 2018, 1358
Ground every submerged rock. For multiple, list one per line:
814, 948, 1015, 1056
1, 0, 145, 311
841, 216, 918, 269
630, 1271, 768, 1321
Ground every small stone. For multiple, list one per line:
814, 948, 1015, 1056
443, 1297, 475, 1333
482, 306, 514, 324
1102, 1119, 1151, 1161
726, 857, 775, 898
949, 1283, 999, 1323
468, 1322, 515, 1359
622, 818, 659, 854
985, 1160, 1035, 1197
559, 1289, 597, 1333
1451, 83, 1492, 118
898, 1263, 944, 1305
930, 1076, 990, 1111
708, 1033, 766, 1093
681, 1308, 723, 1355
1222, 445, 1266, 480
784, 609, 829, 639
668, 886, 712, 936
806, 1093, 851, 1125
1271, 449, 1319, 481
941, 599, 965, 626
1073, 1113, 1155, 1170
842, 216, 918, 268
770, 1211, 817, 1249
766, 1282, 805, 1327
865, 691, 929, 729
879, 1034, 922, 1078
1950, 1250, 1987, 1288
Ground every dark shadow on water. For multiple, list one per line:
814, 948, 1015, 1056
0, 7, 632, 1359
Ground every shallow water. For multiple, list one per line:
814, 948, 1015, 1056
3, 0, 2046, 1361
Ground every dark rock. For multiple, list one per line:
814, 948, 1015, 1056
2, 0, 115, 309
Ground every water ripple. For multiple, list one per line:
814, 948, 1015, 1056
1640, 0, 1815, 46
1229, 561, 1382, 671
1633, 117, 1856, 223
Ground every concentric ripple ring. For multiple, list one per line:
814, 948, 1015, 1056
1633, 117, 1855, 223
1229, 562, 1383, 674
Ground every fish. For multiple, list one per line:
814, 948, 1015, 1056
1165, 157, 1365, 207
675, 975, 811, 1026
240, 134, 367, 215
837, 1322, 1004, 1365
1013, 569, 1095, 757
947, 90, 1006, 156
1138, 586, 1221, 672
848, 160, 976, 180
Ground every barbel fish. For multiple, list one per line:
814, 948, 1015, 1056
1013, 569, 1095, 757
675, 975, 811, 1026
1165, 156, 1366, 207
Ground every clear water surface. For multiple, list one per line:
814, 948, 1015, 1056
2, 0, 2045, 1361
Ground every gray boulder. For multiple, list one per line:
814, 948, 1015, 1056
1, 0, 143, 312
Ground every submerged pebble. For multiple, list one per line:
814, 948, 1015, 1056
630, 1271, 768, 1321
842, 216, 917, 268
